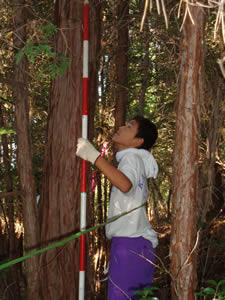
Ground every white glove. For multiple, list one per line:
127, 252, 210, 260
76, 138, 100, 165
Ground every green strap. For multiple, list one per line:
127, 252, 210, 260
0, 203, 144, 271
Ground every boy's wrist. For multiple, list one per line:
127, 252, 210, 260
94, 154, 101, 165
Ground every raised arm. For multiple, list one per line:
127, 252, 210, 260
95, 156, 132, 193
76, 138, 132, 193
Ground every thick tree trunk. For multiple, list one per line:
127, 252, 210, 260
170, 6, 205, 300
114, 0, 129, 130
13, 1, 40, 299
39, 1, 83, 299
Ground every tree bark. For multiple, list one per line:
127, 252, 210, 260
13, 1, 40, 299
114, 0, 129, 130
170, 5, 205, 300
39, 1, 83, 299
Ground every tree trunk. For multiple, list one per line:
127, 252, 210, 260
0, 106, 22, 300
13, 1, 40, 299
39, 1, 83, 299
204, 77, 224, 221
139, 20, 150, 116
114, 0, 129, 130
170, 6, 205, 300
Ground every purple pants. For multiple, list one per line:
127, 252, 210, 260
107, 236, 156, 300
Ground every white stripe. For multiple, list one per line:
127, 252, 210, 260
83, 41, 88, 78
78, 271, 85, 300
82, 116, 88, 139
80, 192, 87, 230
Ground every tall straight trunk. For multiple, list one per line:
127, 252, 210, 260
0, 106, 22, 300
139, 20, 150, 115
114, 0, 129, 130
170, 6, 205, 300
39, 1, 83, 299
203, 77, 224, 221
88, 0, 102, 139
13, 1, 40, 299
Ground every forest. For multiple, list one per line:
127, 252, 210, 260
0, 0, 224, 299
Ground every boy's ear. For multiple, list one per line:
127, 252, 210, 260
135, 137, 144, 148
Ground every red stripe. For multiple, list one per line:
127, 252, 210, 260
83, 4, 89, 41
82, 78, 88, 115
79, 234, 86, 271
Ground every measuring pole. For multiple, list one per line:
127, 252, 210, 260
79, 1, 89, 300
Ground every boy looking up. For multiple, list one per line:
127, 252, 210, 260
76, 115, 158, 299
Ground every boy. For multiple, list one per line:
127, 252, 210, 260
76, 115, 158, 299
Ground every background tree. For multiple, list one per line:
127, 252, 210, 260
0, 106, 21, 300
13, 0, 40, 299
114, 0, 129, 130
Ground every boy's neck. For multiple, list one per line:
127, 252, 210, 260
114, 144, 136, 152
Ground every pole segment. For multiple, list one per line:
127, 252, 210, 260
79, 1, 89, 299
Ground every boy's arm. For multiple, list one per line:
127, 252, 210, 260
95, 156, 132, 193
76, 138, 132, 193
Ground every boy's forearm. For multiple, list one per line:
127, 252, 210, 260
95, 156, 132, 193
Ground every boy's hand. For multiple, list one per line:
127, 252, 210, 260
76, 138, 100, 165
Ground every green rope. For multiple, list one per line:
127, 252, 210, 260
0, 203, 144, 271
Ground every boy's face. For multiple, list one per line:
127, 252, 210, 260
112, 120, 144, 151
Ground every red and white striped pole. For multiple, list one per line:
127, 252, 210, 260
79, 1, 89, 299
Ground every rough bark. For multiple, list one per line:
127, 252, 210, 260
114, 0, 129, 130
170, 6, 205, 300
13, 1, 40, 299
39, 1, 83, 299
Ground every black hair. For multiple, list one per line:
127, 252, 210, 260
132, 115, 158, 150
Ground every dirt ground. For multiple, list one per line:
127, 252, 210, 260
153, 215, 225, 300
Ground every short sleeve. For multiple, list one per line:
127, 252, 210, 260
118, 153, 142, 192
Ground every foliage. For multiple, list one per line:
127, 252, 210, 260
133, 286, 159, 299
196, 279, 225, 299
0, 128, 16, 141
14, 23, 71, 79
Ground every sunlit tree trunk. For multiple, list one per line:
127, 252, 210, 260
39, 1, 83, 299
13, 1, 40, 299
170, 5, 205, 300
114, 0, 129, 130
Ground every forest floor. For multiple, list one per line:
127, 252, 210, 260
96, 214, 225, 299
152, 214, 225, 300
0, 214, 224, 299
